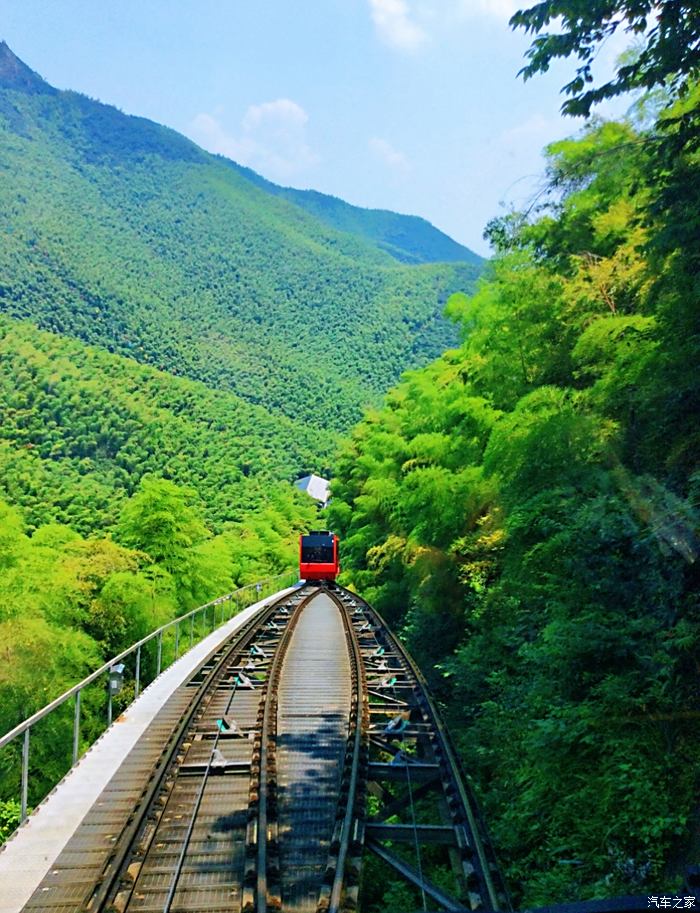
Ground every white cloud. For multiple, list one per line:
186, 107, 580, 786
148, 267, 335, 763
369, 0, 427, 51
189, 98, 319, 181
242, 98, 308, 133
369, 136, 411, 174
367, 0, 522, 51
457, 0, 520, 21
190, 112, 250, 162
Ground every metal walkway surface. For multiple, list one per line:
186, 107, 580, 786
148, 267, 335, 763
0, 587, 297, 913
276, 592, 352, 912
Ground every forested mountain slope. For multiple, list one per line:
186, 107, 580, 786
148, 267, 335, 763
330, 98, 700, 907
0, 317, 334, 535
0, 40, 484, 839
231, 163, 481, 265
0, 43, 480, 434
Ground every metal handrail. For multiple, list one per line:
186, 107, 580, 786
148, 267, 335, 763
0, 570, 296, 824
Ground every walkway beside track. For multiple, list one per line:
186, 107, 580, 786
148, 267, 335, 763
0, 586, 298, 913
276, 592, 352, 911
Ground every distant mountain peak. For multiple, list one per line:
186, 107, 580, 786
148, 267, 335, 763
0, 41, 55, 94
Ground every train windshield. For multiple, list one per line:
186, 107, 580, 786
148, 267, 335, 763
301, 536, 335, 563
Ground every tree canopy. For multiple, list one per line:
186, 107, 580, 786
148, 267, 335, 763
512, 1, 700, 116
331, 86, 700, 907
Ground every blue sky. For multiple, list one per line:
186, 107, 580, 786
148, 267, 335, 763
1, 0, 632, 255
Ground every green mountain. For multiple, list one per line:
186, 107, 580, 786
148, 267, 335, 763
0, 43, 482, 837
230, 163, 481, 265
0, 316, 334, 535
0, 42, 481, 436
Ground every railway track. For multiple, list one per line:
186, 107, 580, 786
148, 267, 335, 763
19, 584, 508, 913
330, 585, 510, 912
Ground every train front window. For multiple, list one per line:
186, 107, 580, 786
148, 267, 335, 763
301, 538, 334, 563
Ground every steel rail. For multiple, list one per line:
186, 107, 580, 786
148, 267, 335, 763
324, 587, 369, 913
160, 661, 244, 913
371, 599, 504, 911
332, 582, 510, 913
87, 586, 301, 913
161, 733, 220, 913
253, 588, 315, 913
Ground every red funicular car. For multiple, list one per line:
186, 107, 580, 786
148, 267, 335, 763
299, 531, 340, 582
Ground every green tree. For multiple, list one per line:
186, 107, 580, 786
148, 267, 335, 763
330, 92, 700, 904
511, 1, 700, 116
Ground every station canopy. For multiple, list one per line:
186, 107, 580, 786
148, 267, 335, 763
294, 474, 330, 506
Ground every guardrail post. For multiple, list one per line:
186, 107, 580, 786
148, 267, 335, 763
135, 645, 141, 699
107, 683, 112, 728
175, 621, 180, 659
157, 631, 163, 677
72, 689, 81, 766
20, 727, 30, 822
190, 614, 194, 648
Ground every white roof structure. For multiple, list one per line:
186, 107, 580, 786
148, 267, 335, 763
295, 474, 330, 505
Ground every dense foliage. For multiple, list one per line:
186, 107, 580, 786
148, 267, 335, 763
0, 44, 484, 843
0, 43, 480, 435
232, 163, 481, 266
0, 317, 333, 534
0, 478, 313, 832
512, 1, 700, 117
330, 92, 700, 905
0, 313, 321, 832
